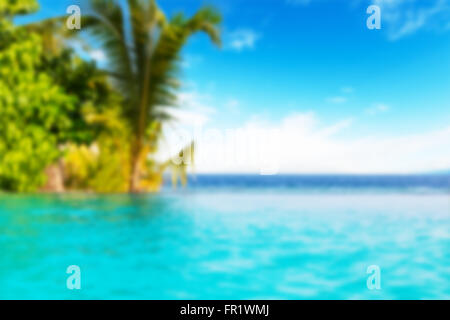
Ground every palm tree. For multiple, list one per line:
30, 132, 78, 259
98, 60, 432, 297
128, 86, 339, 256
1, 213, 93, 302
80, 0, 221, 192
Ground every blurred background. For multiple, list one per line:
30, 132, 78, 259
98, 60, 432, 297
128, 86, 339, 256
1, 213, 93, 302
0, 0, 449, 299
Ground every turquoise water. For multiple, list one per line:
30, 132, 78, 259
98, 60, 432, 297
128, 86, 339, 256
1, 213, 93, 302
1, 176, 449, 299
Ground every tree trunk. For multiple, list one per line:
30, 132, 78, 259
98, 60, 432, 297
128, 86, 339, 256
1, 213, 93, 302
42, 159, 65, 193
129, 142, 141, 193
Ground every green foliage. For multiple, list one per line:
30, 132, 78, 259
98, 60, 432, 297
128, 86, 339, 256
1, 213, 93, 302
0, 0, 115, 192
0, 0, 38, 18
39, 49, 114, 145
0, 0, 221, 193
0, 18, 75, 192
64, 107, 131, 193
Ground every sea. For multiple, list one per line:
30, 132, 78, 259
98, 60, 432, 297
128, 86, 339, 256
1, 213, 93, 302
0, 174, 449, 299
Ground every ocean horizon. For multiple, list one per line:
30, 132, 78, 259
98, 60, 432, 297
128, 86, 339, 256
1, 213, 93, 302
164, 173, 450, 193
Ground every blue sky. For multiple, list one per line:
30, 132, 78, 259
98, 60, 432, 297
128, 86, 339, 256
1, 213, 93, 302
20, 0, 450, 173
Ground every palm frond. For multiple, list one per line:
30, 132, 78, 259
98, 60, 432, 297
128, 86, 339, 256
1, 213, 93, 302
147, 6, 221, 111
83, 0, 136, 105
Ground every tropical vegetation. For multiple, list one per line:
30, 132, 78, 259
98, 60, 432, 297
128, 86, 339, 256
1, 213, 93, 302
0, 0, 221, 193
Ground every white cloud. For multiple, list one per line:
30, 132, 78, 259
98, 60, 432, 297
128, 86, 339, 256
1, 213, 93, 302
289, 0, 450, 39
225, 99, 240, 109
326, 96, 348, 104
373, 0, 450, 40
326, 87, 354, 104
169, 92, 216, 127
226, 29, 261, 51
230, 114, 447, 173
366, 103, 390, 115
157, 89, 449, 174
162, 110, 450, 174
341, 86, 355, 94
224, 99, 241, 114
